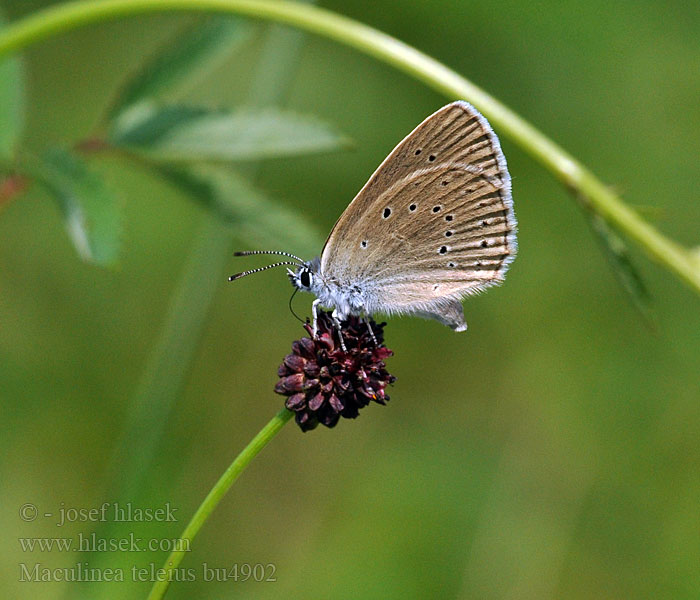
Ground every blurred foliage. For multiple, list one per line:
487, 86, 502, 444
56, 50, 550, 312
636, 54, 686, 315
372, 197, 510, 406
104, 18, 254, 121
109, 102, 350, 162
0, 9, 24, 159
1, 1, 699, 600
157, 164, 323, 254
1, 10, 341, 266
26, 147, 123, 266
586, 212, 654, 325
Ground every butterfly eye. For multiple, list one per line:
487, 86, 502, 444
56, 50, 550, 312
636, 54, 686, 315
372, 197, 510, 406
300, 270, 312, 288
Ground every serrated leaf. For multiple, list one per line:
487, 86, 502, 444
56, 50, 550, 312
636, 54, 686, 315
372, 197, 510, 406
588, 213, 655, 324
107, 18, 254, 120
0, 11, 25, 159
109, 103, 351, 163
156, 164, 323, 257
30, 149, 122, 266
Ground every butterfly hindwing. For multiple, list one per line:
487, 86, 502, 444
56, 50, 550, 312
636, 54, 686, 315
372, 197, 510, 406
319, 101, 516, 321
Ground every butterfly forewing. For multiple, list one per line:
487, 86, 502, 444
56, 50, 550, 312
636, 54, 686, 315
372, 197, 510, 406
320, 101, 516, 321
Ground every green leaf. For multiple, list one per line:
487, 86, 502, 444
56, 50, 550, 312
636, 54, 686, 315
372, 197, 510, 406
588, 213, 655, 325
0, 11, 25, 159
107, 18, 254, 121
109, 103, 351, 163
109, 104, 207, 146
157, 164, 323, 257
29, 149, 122, 266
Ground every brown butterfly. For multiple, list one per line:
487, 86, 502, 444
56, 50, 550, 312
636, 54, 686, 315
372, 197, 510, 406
231, 101, 517, 336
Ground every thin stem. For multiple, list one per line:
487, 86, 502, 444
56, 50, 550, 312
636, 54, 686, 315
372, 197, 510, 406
0, 0, 698, 293
147, 408, 293, 600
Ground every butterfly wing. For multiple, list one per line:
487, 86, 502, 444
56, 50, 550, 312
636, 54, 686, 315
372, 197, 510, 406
320, 101, 517, 328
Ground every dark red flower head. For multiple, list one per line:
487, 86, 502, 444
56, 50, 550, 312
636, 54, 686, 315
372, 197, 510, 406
275, 311, 396, 432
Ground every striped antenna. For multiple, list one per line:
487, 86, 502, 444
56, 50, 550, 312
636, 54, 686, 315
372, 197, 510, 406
228, 261, 301, 282
234, 250, 304, 264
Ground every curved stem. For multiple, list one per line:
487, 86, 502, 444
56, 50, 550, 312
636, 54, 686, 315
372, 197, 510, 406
0, 0, 698, 293
146, 408, 293, 600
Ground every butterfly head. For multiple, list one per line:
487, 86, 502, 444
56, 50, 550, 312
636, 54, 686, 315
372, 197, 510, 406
288, 257, 322, 295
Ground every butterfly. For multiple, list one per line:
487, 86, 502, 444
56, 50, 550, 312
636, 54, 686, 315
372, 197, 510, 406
231, 101, 517, 338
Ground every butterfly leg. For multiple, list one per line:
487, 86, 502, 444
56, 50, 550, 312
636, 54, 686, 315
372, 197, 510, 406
331, 309, 348, 352
311, 298, 321, 337
363, 317, 378, 346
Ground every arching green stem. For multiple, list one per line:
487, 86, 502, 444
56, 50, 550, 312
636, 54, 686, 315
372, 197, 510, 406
0, 0, 698, 292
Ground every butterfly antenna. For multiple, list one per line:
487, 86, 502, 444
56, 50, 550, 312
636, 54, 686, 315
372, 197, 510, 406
228, 261, 300, 281
234, 250, 305, 265
287, 287, 305, 324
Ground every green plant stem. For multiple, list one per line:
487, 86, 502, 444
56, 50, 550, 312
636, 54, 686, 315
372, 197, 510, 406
146, 408, 293, 600
0, 0, 698, 293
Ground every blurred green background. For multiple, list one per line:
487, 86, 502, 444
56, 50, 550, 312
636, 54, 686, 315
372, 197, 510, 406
1, 0, 699, 598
